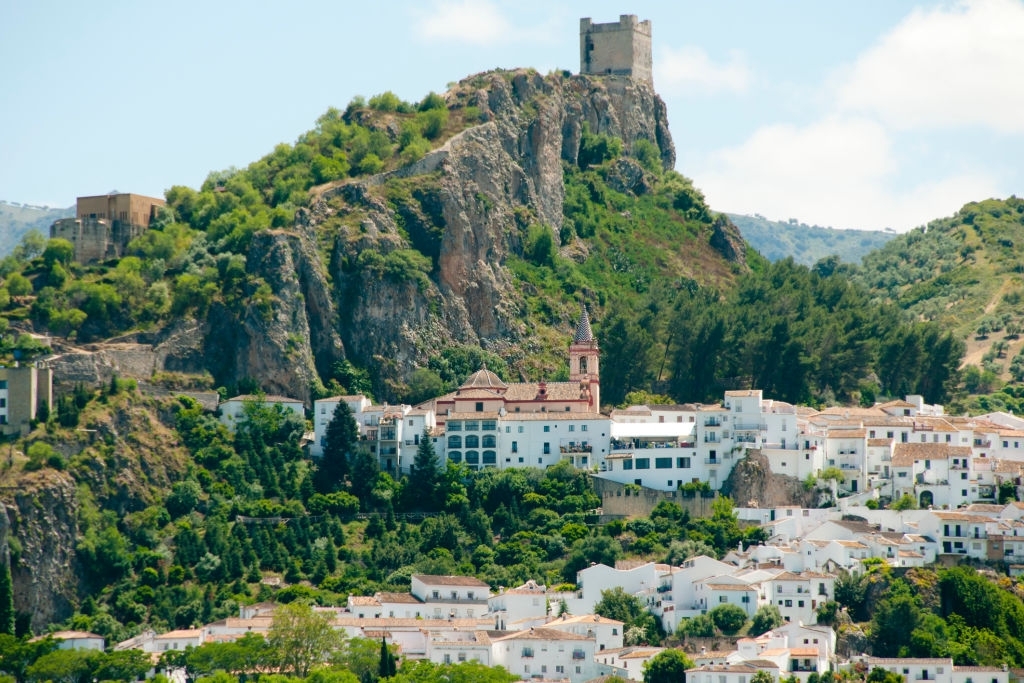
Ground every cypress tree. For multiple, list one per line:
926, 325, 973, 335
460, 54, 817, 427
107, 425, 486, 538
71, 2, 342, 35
316, 401, 359, 493
410, 428, 440, 511
379, 637, 396, 678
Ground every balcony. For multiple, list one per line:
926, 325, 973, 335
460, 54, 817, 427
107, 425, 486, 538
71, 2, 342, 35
705, 458, 720, 465
561, 443, 593, 454
734, 422, 766, 432
704, 436, 720, 444
521, 648, 534, 658
704, 418, 722, 427
572, 650, 586, 660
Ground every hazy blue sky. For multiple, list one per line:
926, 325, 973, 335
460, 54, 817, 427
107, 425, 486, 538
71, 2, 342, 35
2, 0, 1022, 230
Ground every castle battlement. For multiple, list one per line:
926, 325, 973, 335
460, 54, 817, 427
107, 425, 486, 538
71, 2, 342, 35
580, 14, 653, 85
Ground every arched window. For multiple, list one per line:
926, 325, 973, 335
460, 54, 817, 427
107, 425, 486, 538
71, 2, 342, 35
483, 450, 497, 464
448, 435, 462, 449
448, 451, 462, 463
580, 357, 588, 374
465, 434, 480, 448
465, 450, 480, 464
482, 434, 497, 448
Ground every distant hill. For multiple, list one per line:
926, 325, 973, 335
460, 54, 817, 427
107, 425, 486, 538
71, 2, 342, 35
728, 213, 897, 266
0, 200, 73, 256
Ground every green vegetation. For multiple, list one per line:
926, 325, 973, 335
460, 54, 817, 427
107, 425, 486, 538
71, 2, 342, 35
597, 257, 963, 406
729, 213, 896, 266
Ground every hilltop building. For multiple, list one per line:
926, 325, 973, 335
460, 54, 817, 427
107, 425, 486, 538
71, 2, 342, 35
580, 14, 653, 85
50, 193, 165, 264
0, 364, 52, 436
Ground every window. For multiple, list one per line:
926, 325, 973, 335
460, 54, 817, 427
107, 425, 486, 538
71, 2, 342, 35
512, 441, 518, 453
449, 421, 462, 431
465, 450, 479, 464
719, 596, 728, 603
465, 420, 479, 431
505, 426, 510, 433
543, 443, 551, 454
482, 420, 496, 430
623, 460, 633, 470
678, 457, 691, 468
458, 652, 466, 662
465, 435, 480, 448
482, 434, 496, 447
741, 595, 750, 603
785, 599, 793, 607
448, 436, 462, 449
656, 457, 672, 469
582, 424, 588, 432
635, 458, 650, 469
483, 450, 497, 464
569, 425, 575, 432
518, 426, 524, 433
544, 425, 550, 432
448, 451, 462, 462
475, 402, 484, 412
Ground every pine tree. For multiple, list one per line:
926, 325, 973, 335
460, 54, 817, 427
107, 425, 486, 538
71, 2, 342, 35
0, 557, 14, 635
316, 401, 359, 493
410, 428, 440, 511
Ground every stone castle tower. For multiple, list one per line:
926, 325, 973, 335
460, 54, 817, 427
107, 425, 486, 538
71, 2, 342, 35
569, 303, 600, 411
579, 14, 653, 85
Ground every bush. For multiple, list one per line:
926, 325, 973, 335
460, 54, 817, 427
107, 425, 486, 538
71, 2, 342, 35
419, 108, 449, 140
368, 91, 403, 112
709, 603, 747, 635
677, 613, 715, 638
418, 91, 446, 111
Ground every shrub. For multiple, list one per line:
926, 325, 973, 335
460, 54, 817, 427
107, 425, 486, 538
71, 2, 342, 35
419, 108, 449, 140
709, 603, 747, 635
368, 91, 403, 112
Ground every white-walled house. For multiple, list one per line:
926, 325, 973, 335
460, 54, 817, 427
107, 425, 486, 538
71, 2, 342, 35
410, 575, 490, 619
490, 627, 602, 683
42, 631, 105, 651
489, 580, 548, 630
571, 561, 661, 616
762, 572, 834, 625
544, 613, 624, 652
218, 395, 304, 432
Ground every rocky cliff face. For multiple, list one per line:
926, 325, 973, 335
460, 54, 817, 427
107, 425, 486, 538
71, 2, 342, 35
45, 69, 740, 403
1, 471, 80, 632
313, 70, 680, 394
721, 450, 817, 509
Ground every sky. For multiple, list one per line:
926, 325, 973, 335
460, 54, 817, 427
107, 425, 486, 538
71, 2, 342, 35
1, 0, 1022, 232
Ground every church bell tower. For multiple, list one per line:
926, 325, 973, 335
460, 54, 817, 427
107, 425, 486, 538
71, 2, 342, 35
569, 303, 600, 411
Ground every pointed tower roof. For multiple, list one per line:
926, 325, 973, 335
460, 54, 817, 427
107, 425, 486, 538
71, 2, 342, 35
573, 303, 595, 344
460, 365, 508, 390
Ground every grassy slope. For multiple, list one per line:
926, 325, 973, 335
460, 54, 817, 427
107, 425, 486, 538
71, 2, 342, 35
853, 197, 1024, 375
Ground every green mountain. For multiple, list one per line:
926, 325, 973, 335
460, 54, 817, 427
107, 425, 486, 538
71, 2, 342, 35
0, 201, 73, 257
728, 212, 897, 266
0, 66, 995, 669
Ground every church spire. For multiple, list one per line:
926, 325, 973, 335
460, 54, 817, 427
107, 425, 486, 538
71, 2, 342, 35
573, 303, 594, 344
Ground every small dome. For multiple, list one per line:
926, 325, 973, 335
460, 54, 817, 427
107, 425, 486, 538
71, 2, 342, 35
460, 366, 508, 390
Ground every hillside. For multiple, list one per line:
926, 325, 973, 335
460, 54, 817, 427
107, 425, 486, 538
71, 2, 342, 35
0, 69, 753, 406
0, 201, 72, 257
852, 197, 1024, 394
728, 213, 897, 266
